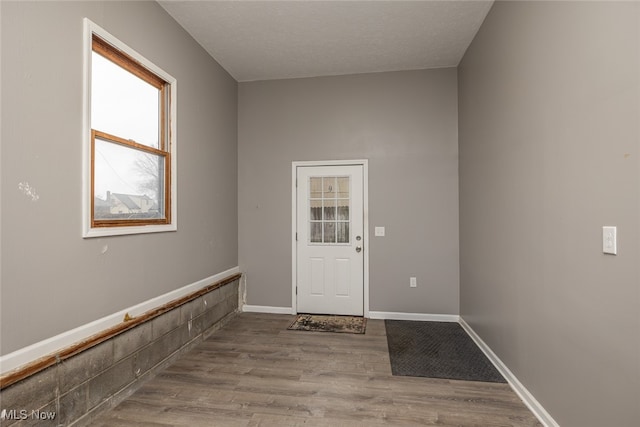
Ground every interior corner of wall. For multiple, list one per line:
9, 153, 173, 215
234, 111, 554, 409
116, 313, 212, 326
240, 274, 248, 306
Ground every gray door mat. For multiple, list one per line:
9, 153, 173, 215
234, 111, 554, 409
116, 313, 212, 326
385, 320, 507, 383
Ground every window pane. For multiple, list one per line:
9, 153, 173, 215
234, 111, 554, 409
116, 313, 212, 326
92, 52, 160, 149
310, 177, 322, 199
324, 222, 336, 243
94, 138, 164, 220
337, 200, 349, 220
310, 223, 322, 243
336, 177, 349, 198
323, 177, 337, 197
337, 222, 350, 243
310, 199, 322, 220
323, 199, 336, 220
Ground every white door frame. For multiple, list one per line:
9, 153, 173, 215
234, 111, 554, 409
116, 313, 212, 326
292, 159, 369, 317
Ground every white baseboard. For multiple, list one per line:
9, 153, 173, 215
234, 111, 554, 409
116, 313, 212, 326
368, 311, 460, 322
242, 305, 294, 315
0, 267, 240, 376
459, 317, 559, 427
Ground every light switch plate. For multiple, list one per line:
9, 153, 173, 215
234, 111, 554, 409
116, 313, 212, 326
375, 226, 385, 237
603, 226, 617, 255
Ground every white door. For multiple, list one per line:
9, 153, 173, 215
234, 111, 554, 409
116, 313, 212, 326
296, 165, 364, 315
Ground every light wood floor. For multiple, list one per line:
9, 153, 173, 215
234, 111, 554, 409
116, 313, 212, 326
93, 313, 542, 426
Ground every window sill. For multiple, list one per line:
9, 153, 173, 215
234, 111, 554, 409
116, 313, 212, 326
83, 223, 177, 238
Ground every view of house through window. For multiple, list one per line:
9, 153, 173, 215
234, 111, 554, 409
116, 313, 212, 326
90, 34, 172, 227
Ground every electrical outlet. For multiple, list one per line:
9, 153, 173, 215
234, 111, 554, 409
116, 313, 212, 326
410, 277, 417, 288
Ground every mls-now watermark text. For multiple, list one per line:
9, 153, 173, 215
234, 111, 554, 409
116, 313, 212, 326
1, 409, 57, 421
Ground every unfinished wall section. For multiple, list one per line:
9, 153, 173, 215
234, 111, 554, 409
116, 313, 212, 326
0, 279, 239, 427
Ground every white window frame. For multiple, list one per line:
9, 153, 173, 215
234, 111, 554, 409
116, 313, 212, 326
82, 18, 177, 238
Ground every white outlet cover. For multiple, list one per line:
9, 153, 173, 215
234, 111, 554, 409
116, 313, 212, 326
603, 226, 617, 255
375, 226, 385, 237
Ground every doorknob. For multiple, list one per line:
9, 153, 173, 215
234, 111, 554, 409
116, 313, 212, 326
355, 246, 362, 253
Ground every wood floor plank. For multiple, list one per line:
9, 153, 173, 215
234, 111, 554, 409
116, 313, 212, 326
93, 313, 542, 426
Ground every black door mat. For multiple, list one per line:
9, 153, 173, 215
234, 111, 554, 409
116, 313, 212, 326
385, 320, 506, 383
288, 314, 366, 334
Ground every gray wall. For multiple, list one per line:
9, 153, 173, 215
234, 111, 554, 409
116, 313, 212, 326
238, 69, 459, 314
0, 1, 238, 355
458, 2, 639, 426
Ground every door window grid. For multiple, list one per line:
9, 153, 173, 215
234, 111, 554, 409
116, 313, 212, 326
309, 176, 350, 244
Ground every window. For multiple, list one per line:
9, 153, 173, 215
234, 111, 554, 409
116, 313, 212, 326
83, 19, 176, 237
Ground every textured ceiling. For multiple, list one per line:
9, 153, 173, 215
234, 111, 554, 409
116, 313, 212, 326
158, 1, 494, 82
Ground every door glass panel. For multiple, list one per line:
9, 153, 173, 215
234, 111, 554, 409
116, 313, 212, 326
323, 177, 337, 196
337, 177, 349, 198
337, 201, 349, 220
310, 200, 322, 220
323, 199, 336, 220
324, 222, 336, 243
310, 222, 322, 243
308, 175, 350, 244
310, 177, 323, 199
337, 222, 349, 243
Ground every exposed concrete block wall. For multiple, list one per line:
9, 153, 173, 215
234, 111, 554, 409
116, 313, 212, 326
0, 280, 239, 427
